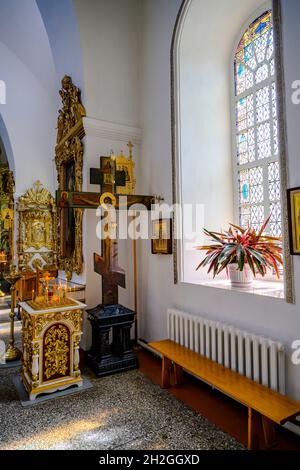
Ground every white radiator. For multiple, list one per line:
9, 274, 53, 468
167, 308, 285, 394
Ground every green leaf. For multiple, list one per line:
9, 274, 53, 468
252, 256, 265, 276
247, 248, 267, 266
236, 245, 245, 271
245, 250, 256, 277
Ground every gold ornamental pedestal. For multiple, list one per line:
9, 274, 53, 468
4, 265, 22, 361
20, 299, 86, 401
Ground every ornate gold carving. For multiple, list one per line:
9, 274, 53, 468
35, 314, 53, 336
44, 324, 70, 380
57, 75, 86, 145
18, 181, 54, 208
0, 164, 14, 203
22, 310, 33, 375
34, 309, 82, 336
55, 76, 85, 281
17, 181, 57, 271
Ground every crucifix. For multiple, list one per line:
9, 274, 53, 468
56, 146, 158, 376
56, 149, 154, 306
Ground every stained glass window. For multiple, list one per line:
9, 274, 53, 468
234, 10, 282, 237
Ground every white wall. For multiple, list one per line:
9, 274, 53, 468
139, 0, 300, 400
36, 0, 84, 92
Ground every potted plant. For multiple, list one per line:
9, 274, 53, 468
195, 217, 283, 288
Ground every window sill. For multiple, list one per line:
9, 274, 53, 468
182, 277, 284, 300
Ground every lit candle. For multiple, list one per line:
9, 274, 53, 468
32, 289, 35, 301
46, 287, 48, 304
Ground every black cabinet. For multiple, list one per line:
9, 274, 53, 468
87, 304, 138, 377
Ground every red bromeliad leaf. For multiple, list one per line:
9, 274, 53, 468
257, 215, 271, 239
229, 222, 247, 234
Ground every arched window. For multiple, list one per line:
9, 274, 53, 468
234, 10, 282, 237
172, 0, 293, 300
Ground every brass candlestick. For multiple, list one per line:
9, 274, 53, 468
4, 264, 22, 361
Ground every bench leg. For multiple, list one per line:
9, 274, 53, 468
173, 363, 184, 385
248, 408, 277, 450
248, 407, 261, 450
161, 356, 172, 388
262, 416, 277, 448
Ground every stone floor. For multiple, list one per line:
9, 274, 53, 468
0, 300, 244, 451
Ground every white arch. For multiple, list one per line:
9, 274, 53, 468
0, 115, 14, 171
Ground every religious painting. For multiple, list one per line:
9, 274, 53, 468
55, 75, 86, 280
151, 218, 172, 255
24, 216, 52, 250
17, 181, 57, 271
1, 208, 13, 230
0, 165, 14, 267
287, 187, 300, 255
0, 207, 12, 255
115, 144, 136, 195
101, 156, 115, 187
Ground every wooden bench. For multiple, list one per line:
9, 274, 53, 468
149, 339, 300, 450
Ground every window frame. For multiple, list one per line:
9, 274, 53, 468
231, 3, 284, 282
231, 2, 275, 228
171, 0, 294, 302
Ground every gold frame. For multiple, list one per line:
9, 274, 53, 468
17, 181, 57, 271
56, 136, 84, 280
287, 187, 300, 255
55, 76, 86, 280
151, 218, 173, 255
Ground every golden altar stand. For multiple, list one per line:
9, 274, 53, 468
20, 298, 86, 401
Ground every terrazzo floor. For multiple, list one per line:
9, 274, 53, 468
0, 301, 244, 451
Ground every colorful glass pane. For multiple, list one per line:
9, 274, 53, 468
235, 10, 281, 238
235, 10, 273, 95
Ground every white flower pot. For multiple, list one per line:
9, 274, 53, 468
228, 263, 253, 288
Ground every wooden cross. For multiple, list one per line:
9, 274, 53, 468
90, 153, 126, 194
56, 154, 154, 306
